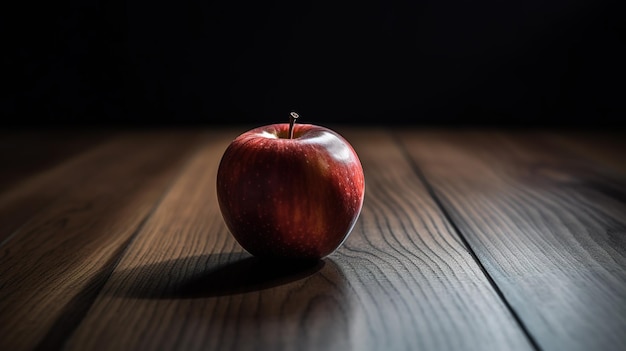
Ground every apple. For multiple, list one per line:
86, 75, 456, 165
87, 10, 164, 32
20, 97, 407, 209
216, 112, 365, 260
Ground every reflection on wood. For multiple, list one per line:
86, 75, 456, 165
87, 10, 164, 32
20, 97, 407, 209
0, 129, 623, 351
66, 130, 531, 351
399, 130, 626, 351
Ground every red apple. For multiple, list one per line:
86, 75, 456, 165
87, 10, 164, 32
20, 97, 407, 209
216, 113, 365, 260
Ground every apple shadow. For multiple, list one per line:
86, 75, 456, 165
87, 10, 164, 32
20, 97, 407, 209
108, 252, 329, 299
106, 252, 355, 349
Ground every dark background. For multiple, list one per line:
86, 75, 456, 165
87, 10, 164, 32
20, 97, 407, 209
2, 0, 624, 127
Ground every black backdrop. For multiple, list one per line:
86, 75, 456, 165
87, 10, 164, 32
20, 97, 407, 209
3, 0, 624, 127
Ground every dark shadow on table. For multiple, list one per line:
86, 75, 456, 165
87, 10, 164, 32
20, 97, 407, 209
108, 252, 337, 298
106, 252, 354, 349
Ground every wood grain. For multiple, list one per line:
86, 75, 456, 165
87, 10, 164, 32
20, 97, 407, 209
0, 132, 157, 244
545, 131, 626, 174
66, 130, 533, 351
399, 130, 626, 351
0, 130, 110, 193
0, 131, 123, 243
0, 131, 205, 351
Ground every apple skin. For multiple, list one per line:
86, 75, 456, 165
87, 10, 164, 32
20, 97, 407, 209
216, 123, 365, 260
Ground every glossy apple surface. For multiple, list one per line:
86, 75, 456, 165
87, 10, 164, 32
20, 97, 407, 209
216, 123, 365, 260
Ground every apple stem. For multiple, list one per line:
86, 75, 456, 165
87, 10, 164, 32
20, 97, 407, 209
289, 112, 299, 139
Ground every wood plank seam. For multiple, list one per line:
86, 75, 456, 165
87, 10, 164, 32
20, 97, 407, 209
62, 130, 534, 351
31, 137, 209, 351
393, 134, 543, 351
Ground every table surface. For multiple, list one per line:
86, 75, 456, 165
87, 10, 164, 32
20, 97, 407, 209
0, 128, 625, 351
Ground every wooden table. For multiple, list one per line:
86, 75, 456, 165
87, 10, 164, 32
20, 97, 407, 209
1, 128, 625, 351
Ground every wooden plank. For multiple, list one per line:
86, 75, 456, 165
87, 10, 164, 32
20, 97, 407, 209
0, 130, 111, 194
544, 131, 626, 174
399, 130, 626, 351
0, 130, 120, 243
66, 129, 533, 351
0, 131, 205, 351
540, 132, 626, 224
0, 132, 147, 244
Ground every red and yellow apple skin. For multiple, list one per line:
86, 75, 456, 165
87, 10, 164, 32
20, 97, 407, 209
216, 123, 365, 260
